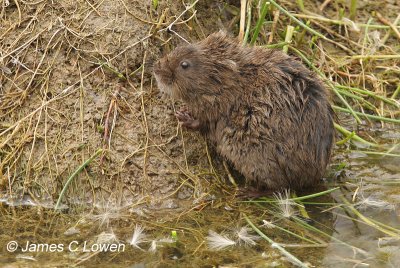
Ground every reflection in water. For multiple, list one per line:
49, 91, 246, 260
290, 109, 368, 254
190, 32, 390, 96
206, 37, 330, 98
322, 140, 400, 268
323, 207, 400, 268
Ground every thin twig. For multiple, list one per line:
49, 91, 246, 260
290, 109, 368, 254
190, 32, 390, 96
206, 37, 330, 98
375, 12, 400, 40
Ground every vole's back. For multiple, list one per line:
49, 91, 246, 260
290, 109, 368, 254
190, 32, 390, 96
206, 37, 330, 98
198, 37, 334, 190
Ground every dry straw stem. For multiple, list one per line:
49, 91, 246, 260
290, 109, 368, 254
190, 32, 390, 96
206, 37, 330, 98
350, 54, 400, 60
319, 0, 332, 11
139, 50, 150, 183
268, 9, 280, 44
382, 14, 400, 45
293, 13, 399, 29
222, 161, 238, 188
375, 12, 400, 40
242, 0, 252, 44
238, 0, 247, 41
101, 87, 120, 163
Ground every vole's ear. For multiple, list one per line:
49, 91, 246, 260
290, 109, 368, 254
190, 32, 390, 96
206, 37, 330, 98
216, 30, 227, 37
222, 59, 238, 72
207, 30, 229, 41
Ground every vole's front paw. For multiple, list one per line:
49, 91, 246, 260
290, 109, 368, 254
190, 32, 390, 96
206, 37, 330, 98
175, 109, 200, 130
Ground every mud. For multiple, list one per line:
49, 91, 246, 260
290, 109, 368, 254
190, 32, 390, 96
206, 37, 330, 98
0, 0, 230, 208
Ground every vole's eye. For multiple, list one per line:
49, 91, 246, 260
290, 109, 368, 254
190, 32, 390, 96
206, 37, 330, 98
180, 61, 190, 69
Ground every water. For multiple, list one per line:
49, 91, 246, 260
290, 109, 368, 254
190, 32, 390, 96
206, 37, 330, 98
0, 131, 399, 268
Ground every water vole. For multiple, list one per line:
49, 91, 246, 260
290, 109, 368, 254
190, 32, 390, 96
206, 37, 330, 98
153, 31, 334, 191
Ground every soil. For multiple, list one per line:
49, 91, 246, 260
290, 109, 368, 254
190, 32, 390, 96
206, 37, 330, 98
0, 0, 234, 208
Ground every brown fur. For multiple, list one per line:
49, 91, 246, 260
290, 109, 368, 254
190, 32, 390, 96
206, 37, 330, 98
153, 32, 334, 190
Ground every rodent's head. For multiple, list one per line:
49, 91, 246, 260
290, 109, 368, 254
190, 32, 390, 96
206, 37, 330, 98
153, 32, 239, 103
153, 44, 201, 99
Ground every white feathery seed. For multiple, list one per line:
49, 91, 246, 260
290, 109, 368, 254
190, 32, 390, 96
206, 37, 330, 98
356, 195, 396, 211
206, 230, 236, 250
130, 224, 147, 249
147, 237, 174, 252
274, 189, 298, 218
148, 240, 157, 252
96, 231, 118, 244
262, 220, 276, 229
236, 227, 259, 246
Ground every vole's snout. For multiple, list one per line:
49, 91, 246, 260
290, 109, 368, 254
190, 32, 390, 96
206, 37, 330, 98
145, 58, 155, 69
153, 57, 174, 84
153, 60, 165, 80
154, 58, 170, 75
153, 59, 161, 73
153, 57, 175, 97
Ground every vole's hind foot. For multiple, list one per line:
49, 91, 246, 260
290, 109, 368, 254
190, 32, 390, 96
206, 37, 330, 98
236, 186, 275, 200
175, 109, 200, 130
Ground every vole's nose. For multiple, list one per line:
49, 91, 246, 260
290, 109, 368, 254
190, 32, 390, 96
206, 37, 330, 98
145, 58, 155, 67
153, 60, 162, 73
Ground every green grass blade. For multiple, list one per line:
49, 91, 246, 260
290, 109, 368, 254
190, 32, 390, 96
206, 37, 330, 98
336, 85, 399, 107
268, 0, 325, 39
340, 195, 400, 238
349, 0, 357, 20
55, 149, 103, 210
250, 0, 270, 45
334, 123, 376, 147
243, 187, 340, 203
245, 215, 309, 268
392, 84, 400, 99
283, 25, 295, 54
354, 151, 400, 157
333, 105, 400, 124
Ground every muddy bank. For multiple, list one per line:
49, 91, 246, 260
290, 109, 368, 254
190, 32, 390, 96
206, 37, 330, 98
0, 0, 232, 208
